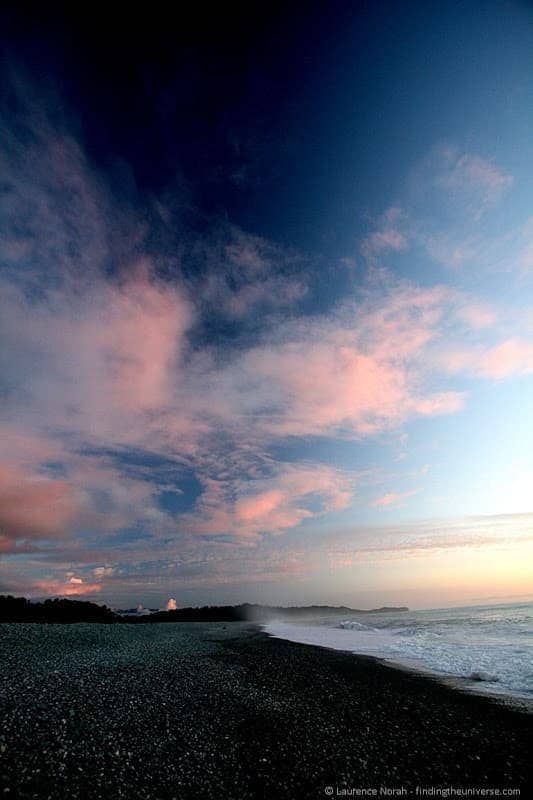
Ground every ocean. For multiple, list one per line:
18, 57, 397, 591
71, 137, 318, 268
264, 601, 533, 702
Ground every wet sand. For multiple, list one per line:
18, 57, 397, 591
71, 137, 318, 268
0, 622, 531, 799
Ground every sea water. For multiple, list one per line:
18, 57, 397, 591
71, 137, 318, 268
264, 602, 533, 701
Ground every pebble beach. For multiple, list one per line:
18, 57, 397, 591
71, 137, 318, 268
0, 622, 531, 799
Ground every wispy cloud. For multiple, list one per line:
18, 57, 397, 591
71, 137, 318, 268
361, 207, 409, 262
368, 146, 519, 274
438, 338, 533, 380
437, 150, 514, 218
371, 488, 421, 509
455, 302, 497, 330
325, 513, 533, 565
477, 338, 533, 379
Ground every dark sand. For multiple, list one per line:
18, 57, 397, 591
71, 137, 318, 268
0, 622, 531, 799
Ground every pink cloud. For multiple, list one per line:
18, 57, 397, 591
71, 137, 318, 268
2, 267, 470, 468
0, 465, 82, 548
372, 488, 421, 508
477, 338, 533, 379
0, 426, 177, 559
440, 338, 533, 381
227, 284, 465, 438
1, 265, 196, 451
0, 428, 64, 467
188, 464, 355, 540
236, 490, 286, 523
93, 267, 192, 412
33, 577, 103, 597
456, 302, 497, 330
412, 392, 465, 417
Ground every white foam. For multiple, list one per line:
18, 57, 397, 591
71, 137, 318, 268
263, 602, 533, 702
338, 620, 377, 631
264, 621, 396, 655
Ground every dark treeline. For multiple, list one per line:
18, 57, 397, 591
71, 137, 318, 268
0, 595, 117, 623
0, 597, 252, 624
0, 596, 408, 624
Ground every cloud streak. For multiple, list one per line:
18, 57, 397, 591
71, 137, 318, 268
371, 489, 421, 509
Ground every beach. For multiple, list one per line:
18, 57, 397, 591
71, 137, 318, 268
0, 622, 531, 799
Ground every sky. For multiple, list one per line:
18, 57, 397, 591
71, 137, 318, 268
1, 1, 533, 610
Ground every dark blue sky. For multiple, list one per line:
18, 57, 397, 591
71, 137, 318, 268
3, 1, 531, 249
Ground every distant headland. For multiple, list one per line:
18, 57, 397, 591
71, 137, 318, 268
0, 595, 408, 624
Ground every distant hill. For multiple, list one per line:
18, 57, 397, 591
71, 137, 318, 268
124, 603, 409, 623
0, 596, 408, 624
239, 603, 409, 621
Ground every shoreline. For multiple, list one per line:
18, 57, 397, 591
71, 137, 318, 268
261, 622, 533, 714
1, 621, 531, 798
